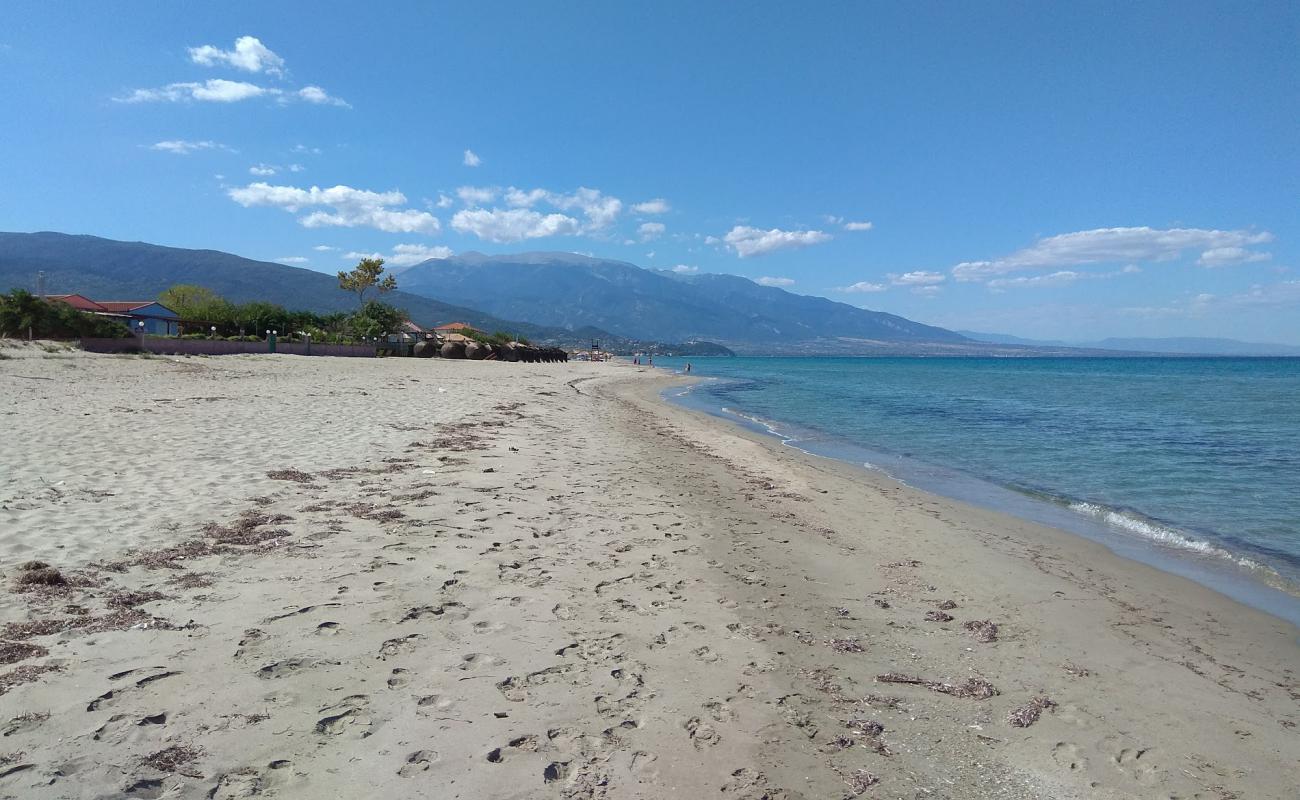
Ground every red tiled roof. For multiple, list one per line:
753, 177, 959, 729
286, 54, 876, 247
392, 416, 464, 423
47, 294, 107, 312
433, 321, 475, 331
95, 301, 159, 313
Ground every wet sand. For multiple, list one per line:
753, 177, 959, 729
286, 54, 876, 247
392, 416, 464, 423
0, 343, 1296, 799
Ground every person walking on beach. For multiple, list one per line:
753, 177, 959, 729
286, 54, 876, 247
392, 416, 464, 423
686, 363, 692, 373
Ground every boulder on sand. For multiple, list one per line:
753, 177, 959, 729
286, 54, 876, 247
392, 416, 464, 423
413, 339, 438, 358
465, 341, 488, 360
441, 341, 466, 359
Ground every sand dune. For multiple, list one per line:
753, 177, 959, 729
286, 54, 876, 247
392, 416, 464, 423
0, 343, 1295, 799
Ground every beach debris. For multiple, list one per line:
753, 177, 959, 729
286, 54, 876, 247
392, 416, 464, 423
13, 562, 67, 589
924, 610, 954, 623
826, 734, 855, 752
0, 664, 61, 697
936, 599, 959, 610
876, 672, 999, 699
833, 606, 852, 617
2, 608, 157, 641
1062, 662, 1091, 678
881, 559, 921, 569
826, 638, 865, 654
107, 590, 168, 609
840, 768, 880, 795
0, 641, 47, 665
1007, 695, 1057, 727
266, 468, 314, 483
872, 598, 891, 609
861, 693, 903, 709
963, 620, 999, 643
201, 511, 292, 546
140, 744, 202, 772
845, 718, 892, 755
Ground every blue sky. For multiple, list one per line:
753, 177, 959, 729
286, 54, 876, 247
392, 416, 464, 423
2, 2, 1297, 342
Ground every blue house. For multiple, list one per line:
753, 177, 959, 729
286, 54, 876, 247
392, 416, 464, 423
95, 301, 181, 335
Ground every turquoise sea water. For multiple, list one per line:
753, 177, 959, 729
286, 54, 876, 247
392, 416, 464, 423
654, 357, 1300, 624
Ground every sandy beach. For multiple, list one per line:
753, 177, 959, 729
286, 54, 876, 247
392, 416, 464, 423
0, 343, 1296, 800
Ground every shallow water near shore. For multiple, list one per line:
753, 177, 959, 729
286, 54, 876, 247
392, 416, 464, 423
655, 356, 1300, 627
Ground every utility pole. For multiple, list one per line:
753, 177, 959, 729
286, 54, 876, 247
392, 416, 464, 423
35, 270, 46, 299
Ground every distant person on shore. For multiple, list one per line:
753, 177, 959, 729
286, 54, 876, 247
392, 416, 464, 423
686, 363, 692, 373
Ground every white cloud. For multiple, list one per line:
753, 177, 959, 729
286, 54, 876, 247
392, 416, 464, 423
297, 85, 350, 107
953, 226, 1274, 281
249, 164, 277, 176
913, 285, 942, 297
838, 281, 887, 293
119, 79, 268, 103
463, 149, 481, 167
722, 225, 831, 258
987, 270, 1081, 289
451, 208, 581, 243
312, 245, 337, 252
343, 250, 384, 262
292, 144, 321, 155
118, 79, 347, 106
639, 222, 665, 241
435, 194, 454, 209
1197, 247, 1272, 267
672, 264, 699, 274
228, 182, 442, 234
546, 187, 622, 230
189, 36, 285, 76
287, 163, 304, 172
844, 221, 874, 231
632, 198, 670, 214
388, 243, 454, 266
457, 185, 498, 205
487, 186, 622, 232
889, 270, 946, 286
755, 276, 795, 287
275, 256, 308, 264
149, 139, 231, 155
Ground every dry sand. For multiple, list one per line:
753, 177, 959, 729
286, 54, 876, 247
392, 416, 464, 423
0, 341, 1296, 799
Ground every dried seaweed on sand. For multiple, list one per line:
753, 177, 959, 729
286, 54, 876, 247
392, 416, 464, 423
0, 664, 61, 696
1007, 695, 1056, 727
963, 619, 999, 643
876, 672, 999, 699
924, 610, 954, 622
141, 745, 202, 772
0, 641, 48, 665
266, 468, 314, 483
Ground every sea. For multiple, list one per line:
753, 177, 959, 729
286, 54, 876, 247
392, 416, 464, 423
651, 356, 1300, 626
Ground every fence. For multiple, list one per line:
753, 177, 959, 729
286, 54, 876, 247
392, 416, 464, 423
79, 337, 377, 358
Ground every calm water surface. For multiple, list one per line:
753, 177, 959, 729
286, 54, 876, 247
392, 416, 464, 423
653, 357, 1300, 624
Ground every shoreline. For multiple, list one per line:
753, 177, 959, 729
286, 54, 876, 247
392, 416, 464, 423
2, 350, 1296, 799
655, 365, 1300, 628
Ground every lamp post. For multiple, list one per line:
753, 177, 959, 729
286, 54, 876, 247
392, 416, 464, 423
210, 325, 217, 340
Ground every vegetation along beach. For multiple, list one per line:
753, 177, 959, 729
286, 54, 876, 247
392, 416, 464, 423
2, 3, 1298, 799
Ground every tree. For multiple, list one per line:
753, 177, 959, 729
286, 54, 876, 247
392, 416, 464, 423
158, 284, 222, 318
338, 257, 397, 306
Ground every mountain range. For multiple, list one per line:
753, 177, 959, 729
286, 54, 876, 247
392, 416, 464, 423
957, 331, 1300, 357
5, 232, 1292, 357
394, 251, 966, 350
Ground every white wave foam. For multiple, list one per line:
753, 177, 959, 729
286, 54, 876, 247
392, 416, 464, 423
1068, 501, 1267, 572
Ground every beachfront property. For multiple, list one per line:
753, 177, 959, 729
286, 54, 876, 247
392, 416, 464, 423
46, 294, 180, 335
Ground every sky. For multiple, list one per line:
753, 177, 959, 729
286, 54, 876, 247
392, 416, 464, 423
2, 2, 1297, 343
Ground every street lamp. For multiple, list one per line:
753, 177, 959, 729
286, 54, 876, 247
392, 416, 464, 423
210, 326, 217, 339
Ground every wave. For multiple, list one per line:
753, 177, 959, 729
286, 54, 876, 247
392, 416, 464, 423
1066, 501, 1279, 577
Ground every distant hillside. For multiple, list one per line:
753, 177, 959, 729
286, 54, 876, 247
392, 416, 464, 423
0, 232, 596, 343
396, 251, 968, 348
961, 329, 1300, 356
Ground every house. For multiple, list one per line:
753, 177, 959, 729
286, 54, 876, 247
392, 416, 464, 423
45, 294, 107, 312
433, 321, 478, 334
48, 296, 180, 335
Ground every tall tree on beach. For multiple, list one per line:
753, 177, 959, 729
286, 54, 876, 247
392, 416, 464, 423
338, 257, 397, 307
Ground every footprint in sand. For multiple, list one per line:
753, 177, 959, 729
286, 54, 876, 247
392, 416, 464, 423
684, 716, 722, 749
314, 695, 371, 736
415, 694, 456, 716
1052, 742, 1089, 772
398, 750, 438, 777
315, 621, 341, 636
455, 652, 504, 671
